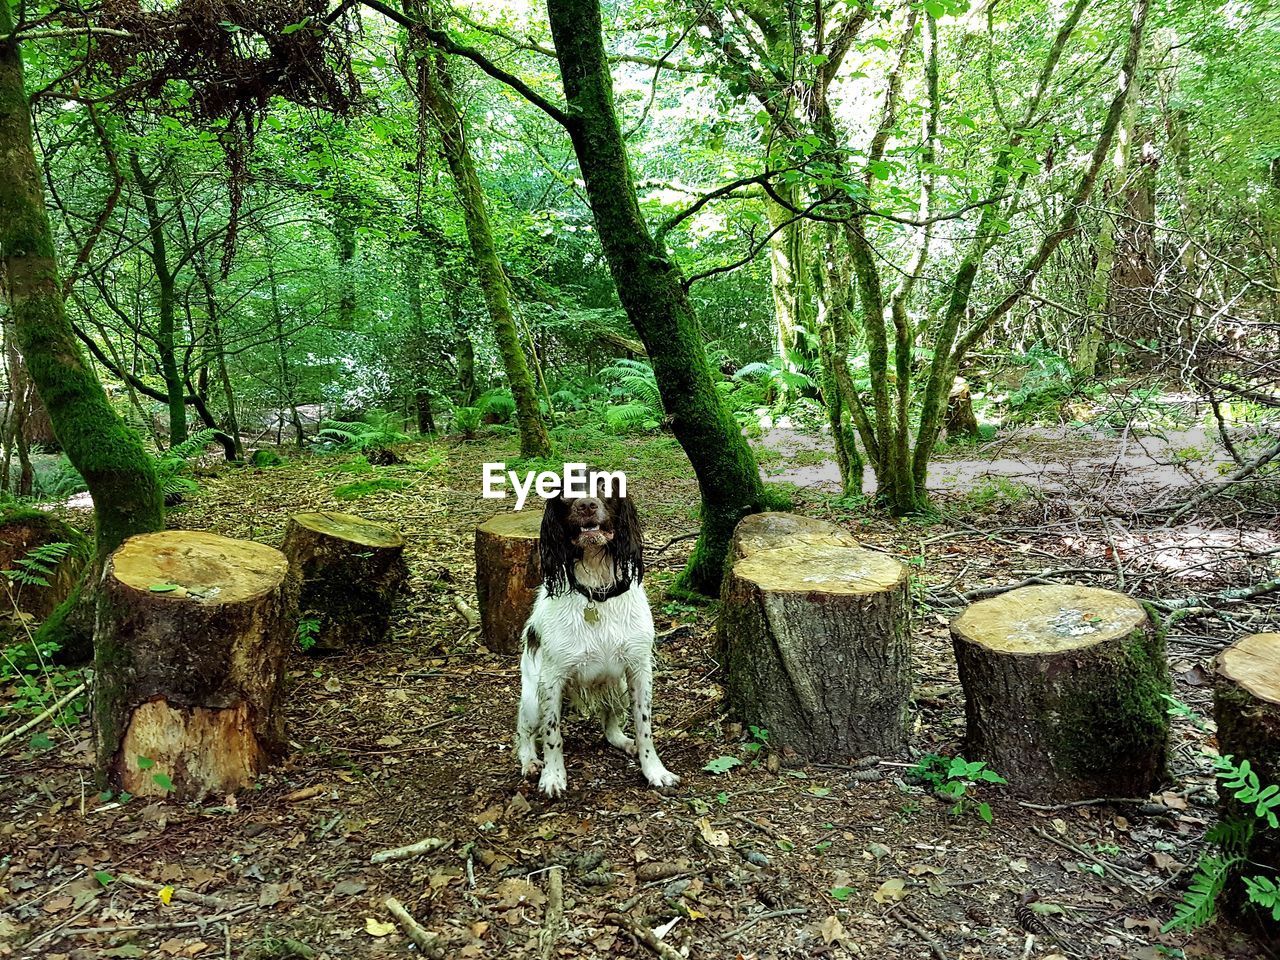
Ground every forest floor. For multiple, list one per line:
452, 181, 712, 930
2, 409, 1278, 960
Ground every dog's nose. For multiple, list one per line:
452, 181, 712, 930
571, 497, 605, 522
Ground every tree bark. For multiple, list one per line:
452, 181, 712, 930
281, 511, 408, 652
0, 4, 164, 657
474, 510, 542, 655
416, 41, 551, 459
952, 584, 1169, 800
94, 530, 294, 798
545, 0, 780, 593
720, 543, 911, 758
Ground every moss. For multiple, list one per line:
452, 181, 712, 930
1053, 626, 1170, 783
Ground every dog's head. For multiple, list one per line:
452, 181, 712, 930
539, 489, 643, 596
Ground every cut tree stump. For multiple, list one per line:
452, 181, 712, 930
1215, 632, 1280, 938
727, 511, 858, 565
475, 511, 542, 655
944, 377, 980, 439
951, 585, 1169, 800
0, 506, 88, 621
720, 543, 911, 758
94, 530, 294, 800
282, 511, 407, 652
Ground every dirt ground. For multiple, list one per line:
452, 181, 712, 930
2, 423, 1277, 960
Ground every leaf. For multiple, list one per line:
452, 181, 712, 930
819, 914, 845, 944
149, 583, 181, 593
829, 886, 854, 901
94, 871, 114, 887
158, 885, 174, 906
702, 755, 741, 774
365, 917, 397, 937
152, 773, 174, 792
698, 817, 730, 848
873, 877, 907, 903
136, 756, 156, 770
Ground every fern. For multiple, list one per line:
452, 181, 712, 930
154, 429, 218, 503
1205, 817, 1255, 855
5, 542, 75, 589
1243, 875, 1280, 923
599, 359, 663, 432
476, 389, 517, 423
1217, 754, 1280, 828
315, 413, 408, 454
1163, 855, 1238, 932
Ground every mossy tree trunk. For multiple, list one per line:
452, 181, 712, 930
545, 0, 781, 593
0, 7, 164, 580
416, 38, 551, 459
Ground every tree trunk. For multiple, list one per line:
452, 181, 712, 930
417, 46, 551, 459
545, 0, 780, 593
474, 510, 542, 655
1214, 632, 1280, 942
720, 543, 911, 758
94, 530, 293, 798
281, 511, 408, 653
951, 585, 1169, 800
0, 7, 165, 657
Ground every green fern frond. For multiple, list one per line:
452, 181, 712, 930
165, 429, 219, 463
1163, 855, 1239, 932
5, 541, 75, 589
1205, 817, 1256, 855
1244, 875, 1280, 922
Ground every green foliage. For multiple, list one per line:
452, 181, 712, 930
316, 413, 409, 457
909, 754, 1007, 823
154, 428, 219, 501
333, 476, 407, 499
250, 449, 285, 468
452, 406, 483, 439
296, 617, 321, 652
1005, 347, 1078, 422
1164, 754, 1280, 932
4, 541, 75, 589
702, 755, 742, 774
32, 455, 88, 499
476, 389, 516, 424
599, 359, 664, 433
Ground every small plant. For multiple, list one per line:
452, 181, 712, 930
1164, 754, 1280, 931
155, 429, 220, 505
599, 358, 663, 432
4, 541, 75, 591
909, 754, 1007, 823
744, 725, 770, 758
452, 406, 483, 439
316, 412, 409, 463
333, 477, 407, 500
250, 448, 285, 468
296, 617, 321, 652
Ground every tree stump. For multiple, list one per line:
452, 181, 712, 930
94, 530, 294, 800
0, 506, 88, 622
720, 543, 911, 758
944, 377, 980, 439
281, 511, 407, 653
1215, 632, 1280, 938
951, 585, 1169, 800
727, 511, 858, 565
475, 511, 542, 655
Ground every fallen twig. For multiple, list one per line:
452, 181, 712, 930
727, 907, 808, 938
0, 681, 87, 750
453, 596, 479, 626
539, 866, 564, 960
385, 897, 445, 959
604, 912, 684, 960
890, 905, 948, 960
118, 872, 238, 909
371, 836, 450, 864
61, 905, 253, 936
282, 784, 328, 803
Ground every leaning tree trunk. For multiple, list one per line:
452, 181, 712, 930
720, 543, 912, 759
0, 10, 165, 656
416, 41, 550, 459
474, 511, 543, 655
1214, 631, 1280, 942
545, 0, 781, 595
94, 531, 294, 799
952, 585, 1169, 800
281, 512, 408, 652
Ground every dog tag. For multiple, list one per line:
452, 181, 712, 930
584, 605, 601, 625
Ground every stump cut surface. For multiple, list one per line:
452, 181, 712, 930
731, 542, 904, 594
1217, 633, 1280, 706
477, 511, 543, 540
728, 512, 857, 563
289, 511, 406, 548
112, 530, 287, 604
951, 584, 1147, 654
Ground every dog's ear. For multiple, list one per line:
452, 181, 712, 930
609, 494, 644, 585
539, 497, 573, 596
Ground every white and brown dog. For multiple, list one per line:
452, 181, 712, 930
516, 490, 679, 797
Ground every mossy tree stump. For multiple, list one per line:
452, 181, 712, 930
944, 377, 980, 439
951, 585, 1169, 800
1215, 632, 1280, 938
282, 512, 407, 653
720, 543, 911, 758
95, 531, 294, 800
0, 506, 89, 622
727, 512, 858, 565
475, 511, 542, 655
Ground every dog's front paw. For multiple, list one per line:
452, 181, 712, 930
521, 758, 543, 777
539, 768, 568, 798
645, 766, 680, 790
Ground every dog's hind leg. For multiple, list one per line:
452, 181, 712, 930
600, 680, 636, 756
516, 648, 542, 776
537, 675, 568, 798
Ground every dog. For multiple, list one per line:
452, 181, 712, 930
515, 489, 679, 797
